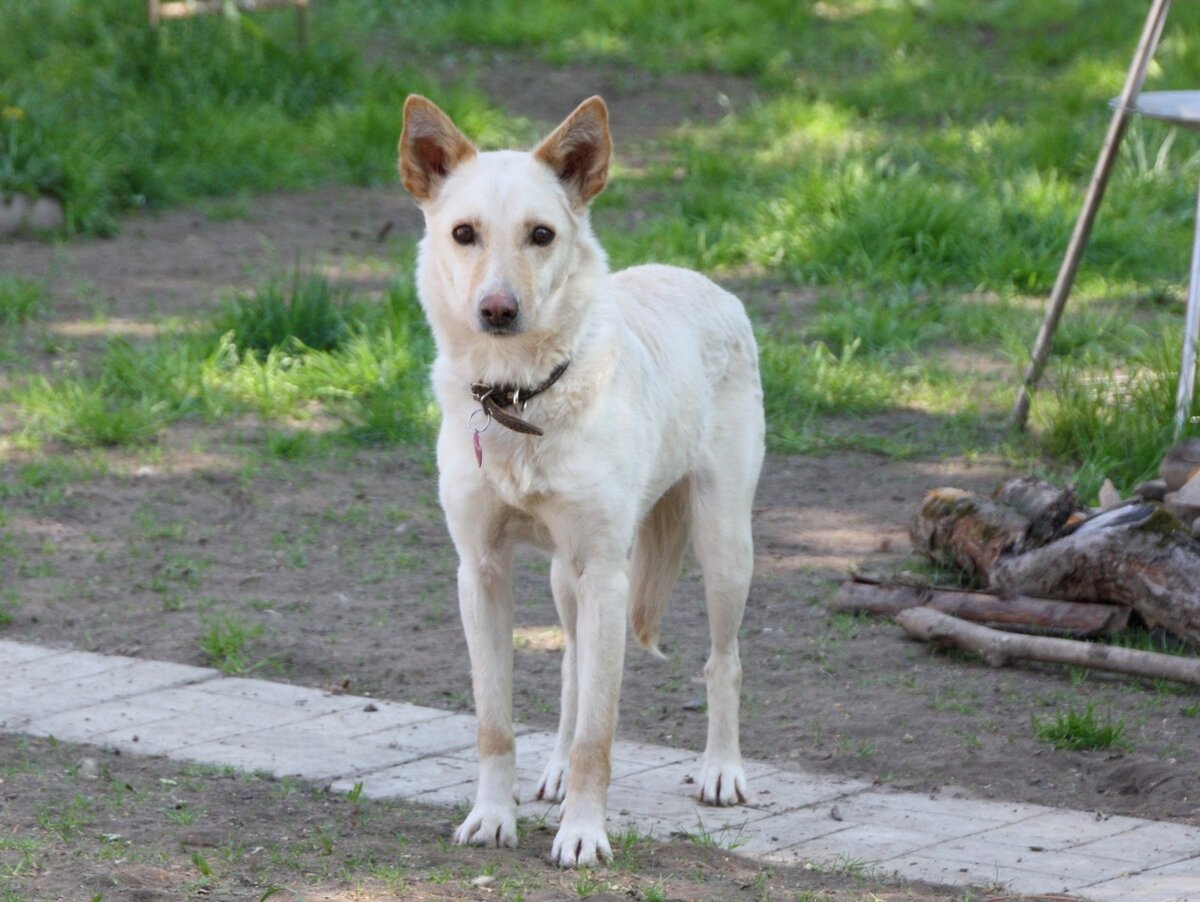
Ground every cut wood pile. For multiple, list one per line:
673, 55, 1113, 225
835, 439, 1200, 686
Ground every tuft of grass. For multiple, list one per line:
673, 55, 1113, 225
1108, 626, 1197, 658
1032, 702, 1127, 751
758, 336, 895, 452
191, 850, 213, 877
674, 816, 748, 851
1032, 335, 1195, 500
197, 614, 266, 675
0, 276, 47, 325
265, 429, 316, 460
17, 377, 168, 448
0, 591, 19, 629
214, 274, 356, 358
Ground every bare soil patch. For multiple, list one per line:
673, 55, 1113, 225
470, 54, 760, 138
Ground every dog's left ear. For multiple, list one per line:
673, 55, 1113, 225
534, 96, 611, 208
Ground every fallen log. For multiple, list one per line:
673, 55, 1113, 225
909, 488, 1029, 579
991, 503, 1200, 646
831, 581, 1129, 638
897, 606, 1200, 686
992, 477, 1077, 546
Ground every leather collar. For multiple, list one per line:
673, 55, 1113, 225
470, 360, 570, 436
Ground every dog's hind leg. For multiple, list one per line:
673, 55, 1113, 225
692, 413, 763, 807
536, 554, 577, 803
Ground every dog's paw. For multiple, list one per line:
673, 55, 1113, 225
454, 803, 518, 848
698, 760, 748, 807
535, 755, 569, 802
550, 822, 612, 868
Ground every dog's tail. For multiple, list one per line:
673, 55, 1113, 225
629, 477, 692, 658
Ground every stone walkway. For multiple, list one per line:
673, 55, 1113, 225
1, 638, 1196, 900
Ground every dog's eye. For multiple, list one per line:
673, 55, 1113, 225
531, 226, 555, 247
452, 224, 476, 246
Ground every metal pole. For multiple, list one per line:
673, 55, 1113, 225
1174, 178, 1200, 436
1009, 0, 1172, 431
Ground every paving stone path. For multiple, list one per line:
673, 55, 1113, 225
1, 639, 1196, 900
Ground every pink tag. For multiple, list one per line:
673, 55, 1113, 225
473, 430, 483, 467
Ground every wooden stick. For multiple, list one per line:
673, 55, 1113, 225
1009, 0, 1172, 431
897, 606, 1200, 686
831, 581, 1129, 638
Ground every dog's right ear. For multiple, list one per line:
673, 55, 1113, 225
399, 95, 478, 203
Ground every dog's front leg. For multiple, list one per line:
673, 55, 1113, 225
536, 555, 578, 803
550, 552, 628, 868
452, 549, 520, 849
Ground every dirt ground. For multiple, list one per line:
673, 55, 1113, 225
1, 734, 965, 901
1, 66, 1199, 900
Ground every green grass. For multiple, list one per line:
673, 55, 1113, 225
213, 274, 359, 359
0, 276, 47, 325
17, 378, 169, 448
675, 816, 749, 851
1108, 626, 1198, 658
10, 271, 437, 450
1032, 335, 1199, 500
0, 0, 514, 234
1032, 702, 1127, 752
197, 614, 266, 675
6, 0, 1200, 486
0, 592, 18, 629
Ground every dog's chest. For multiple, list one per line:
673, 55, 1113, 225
478, 431, 559, 512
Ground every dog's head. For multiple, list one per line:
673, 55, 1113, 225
399, 95, 611, 349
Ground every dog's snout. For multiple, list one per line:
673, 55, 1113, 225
479, 293, 519, 331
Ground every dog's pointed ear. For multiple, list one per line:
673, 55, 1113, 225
533, 96, 611, 208
399, 95, 478, 203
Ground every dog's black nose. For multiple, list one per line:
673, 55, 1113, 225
479, 293, 519, 330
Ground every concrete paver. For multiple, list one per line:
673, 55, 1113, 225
331, 754, 483, 800
1084, 856, 1200, 900
18, 699, 191, 743
174, 727, 412, 781
980, 808, 1160, 851
1, 638, 1197, 899
921, 835, 1143, 884
0, 638, 67, 665
1074, 820, 1200, 867
300, 698, 461, 738
742, 766, 872, 813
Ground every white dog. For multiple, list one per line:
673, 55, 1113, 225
399, 94, 764, 867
